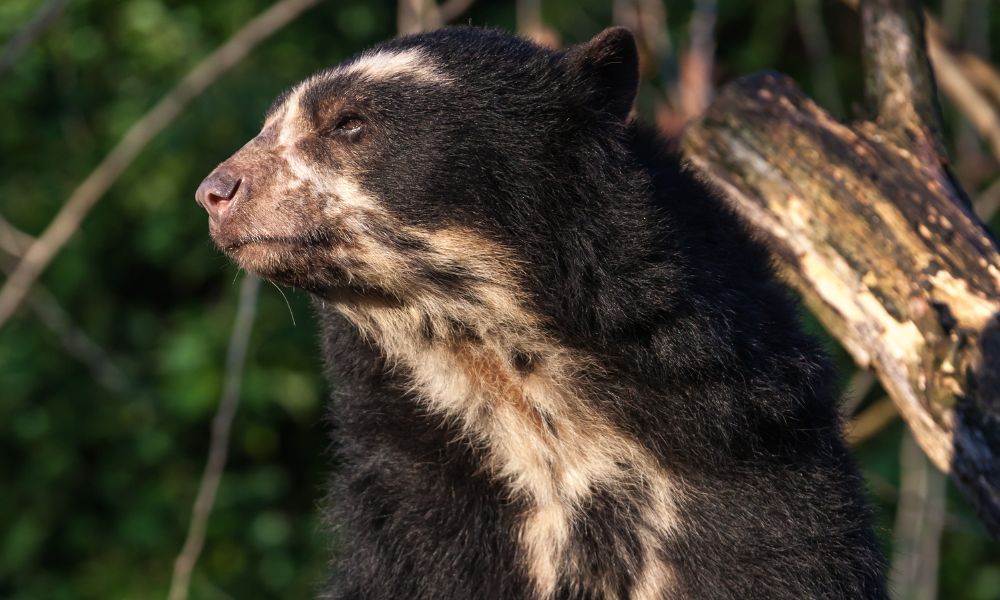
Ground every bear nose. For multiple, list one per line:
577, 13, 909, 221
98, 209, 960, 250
195, 170, 243, 223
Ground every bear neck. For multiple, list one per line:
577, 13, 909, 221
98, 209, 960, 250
327, 278, 684, 598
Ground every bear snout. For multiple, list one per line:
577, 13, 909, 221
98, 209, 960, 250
195, 168, 244, 225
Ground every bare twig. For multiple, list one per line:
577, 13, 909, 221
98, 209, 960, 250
26, 280, 131, 393
847, 397, 899, 446
861, 0, 946, 157
842, 369, 878, 416
516, 0, 542, 38
890, 432, 946, 600
1, 255, 130, 393
517, 0, 542, 35
949, 0, 993, 192
167, 275, 261, 600
398, 0, 477, 36
679, 0, 717, 120
0, 215, 35, 257
958, 52, 1000, 107
926, 21, 1000, 162
0, 0, 69, 77
975, 176, 1000, 222
0, 216, 129, 393
437, 0, 476, 24
516, 0, 558, 48
0, 0, 322, 331
614, 0, 669, 75
841, 0, 1000, 164
398, 0, 432, 35
658, 0, 716, 136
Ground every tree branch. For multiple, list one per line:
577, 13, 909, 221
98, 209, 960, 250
437, 0, 476, 24
842, 0, 1000, 166
847, 397, 899, 445
21, 278, 131, 394
683, 0, 1000, 538
0, 214, 34, 257
890, 431, 946, 600
0, 0, 69, 77
975, 176, 1000, 222
842, 369, 878, 416
956, 51, 1000, 108
926, 20, 1000, 162
0, 216, 129, 394
167, 275, 261, 600
657, 0, 716, 137
679, 0, 717, 121
0, 0, 322, 331
861, 0, 947, 157
398, 0, 477, 36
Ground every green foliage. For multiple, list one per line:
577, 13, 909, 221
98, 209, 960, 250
1, 0, 998, 598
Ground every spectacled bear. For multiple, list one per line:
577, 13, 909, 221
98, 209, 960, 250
196, 26, 887, 600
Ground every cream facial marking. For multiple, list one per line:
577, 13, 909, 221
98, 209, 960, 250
261, 48, 450, 176
331, 220, 682, 599
264, 47, 449, 133
337, 48, 451, 84
275, 86, 306, 147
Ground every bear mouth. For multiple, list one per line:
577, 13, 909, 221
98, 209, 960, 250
221, 232, 338, 253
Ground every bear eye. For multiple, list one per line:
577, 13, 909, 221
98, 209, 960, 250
331, 114, 364, 138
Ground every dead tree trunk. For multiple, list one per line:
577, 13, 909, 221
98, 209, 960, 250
682, 0, 1000, 538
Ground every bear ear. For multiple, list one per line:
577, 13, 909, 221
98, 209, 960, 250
563, 27, 639, 121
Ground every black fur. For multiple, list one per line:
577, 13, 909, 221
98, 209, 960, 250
205, 25, 888, 600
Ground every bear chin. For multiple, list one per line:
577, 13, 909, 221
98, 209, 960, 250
226, 242, 400, 305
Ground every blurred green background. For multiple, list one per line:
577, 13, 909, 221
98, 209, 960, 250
1, 0, 998, 598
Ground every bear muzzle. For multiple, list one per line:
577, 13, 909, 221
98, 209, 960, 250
195, 168, 243, 227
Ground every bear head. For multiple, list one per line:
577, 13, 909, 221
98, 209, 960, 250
196, 27, 645, 338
